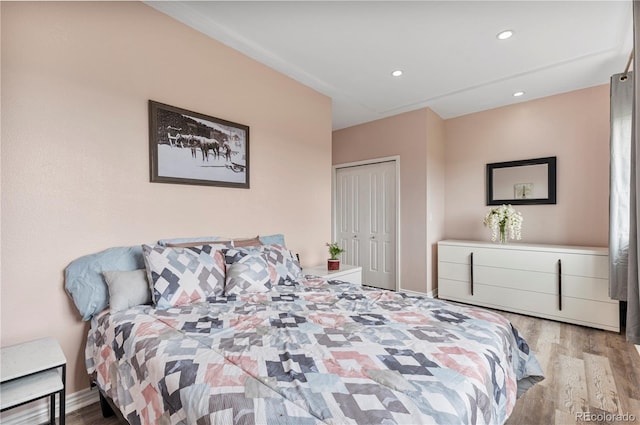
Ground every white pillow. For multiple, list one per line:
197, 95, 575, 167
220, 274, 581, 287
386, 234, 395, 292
103, 269, 151, 313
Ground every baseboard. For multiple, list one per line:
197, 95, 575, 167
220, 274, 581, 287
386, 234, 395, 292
399, 288, 438, 298
0, 386, 99, 425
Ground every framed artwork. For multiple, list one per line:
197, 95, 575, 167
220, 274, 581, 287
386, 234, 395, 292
149, 100, 249, 188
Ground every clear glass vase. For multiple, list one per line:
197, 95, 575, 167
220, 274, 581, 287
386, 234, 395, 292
499, 223, 507, 244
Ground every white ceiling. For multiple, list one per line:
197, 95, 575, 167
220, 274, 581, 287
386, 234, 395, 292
147, 1, 633, 130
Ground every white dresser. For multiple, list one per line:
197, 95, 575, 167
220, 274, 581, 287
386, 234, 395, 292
437, 240, 619, 332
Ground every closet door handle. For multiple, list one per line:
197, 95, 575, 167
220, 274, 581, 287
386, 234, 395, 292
558, 259, 562, 311
470, 252, 474, 296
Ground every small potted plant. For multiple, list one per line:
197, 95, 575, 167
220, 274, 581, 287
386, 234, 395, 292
326, 242, 345, 271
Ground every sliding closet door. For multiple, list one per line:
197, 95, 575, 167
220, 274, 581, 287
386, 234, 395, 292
335, 161, 396, 290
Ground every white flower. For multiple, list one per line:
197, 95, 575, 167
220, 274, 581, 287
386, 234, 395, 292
483, 204, 523, 242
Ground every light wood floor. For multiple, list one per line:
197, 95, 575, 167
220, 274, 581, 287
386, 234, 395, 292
63, 312, 640, 425
503, 311, 640, 425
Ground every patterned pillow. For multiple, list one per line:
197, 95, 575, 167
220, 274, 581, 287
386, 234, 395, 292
262, 244, 303, 284
142, 244, 226, 309
223, 249, 272, 295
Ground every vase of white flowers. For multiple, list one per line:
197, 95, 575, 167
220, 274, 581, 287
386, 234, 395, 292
483, 204, 523, 243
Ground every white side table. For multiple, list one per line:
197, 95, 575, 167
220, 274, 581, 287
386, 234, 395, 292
304, 264, 362, 285
0, 337, 66, 425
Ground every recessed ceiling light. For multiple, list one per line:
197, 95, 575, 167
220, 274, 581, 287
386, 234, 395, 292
497, 30, 514, 40
391, 70, 403, 77
513, 91, 525, 97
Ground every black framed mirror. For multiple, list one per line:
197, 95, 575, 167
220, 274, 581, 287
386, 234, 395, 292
486, 156, 556, 205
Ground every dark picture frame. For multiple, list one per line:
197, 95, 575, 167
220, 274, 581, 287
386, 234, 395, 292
149, 100, 250, 188
486, 156, 556, 205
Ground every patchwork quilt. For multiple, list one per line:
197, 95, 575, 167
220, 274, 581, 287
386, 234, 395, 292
86, 278, 544, 425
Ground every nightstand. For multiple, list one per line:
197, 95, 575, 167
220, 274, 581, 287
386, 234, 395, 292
0, 337, 66, 425
304, 264, 362, 285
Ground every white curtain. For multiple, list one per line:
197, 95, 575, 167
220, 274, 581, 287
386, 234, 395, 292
609, 0, 640, 344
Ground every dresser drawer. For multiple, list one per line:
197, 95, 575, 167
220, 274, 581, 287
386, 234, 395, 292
438, 279, 619, 331
480, 250, 607, 278
439, 243, 607, 278
562, 275, 613, 303
439, 262, 613, 302
438, 244, 473, 264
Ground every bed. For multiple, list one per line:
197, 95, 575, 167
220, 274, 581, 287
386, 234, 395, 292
70, 237, 544, 425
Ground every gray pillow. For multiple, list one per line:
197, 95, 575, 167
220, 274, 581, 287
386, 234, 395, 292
103, 269, 151, 313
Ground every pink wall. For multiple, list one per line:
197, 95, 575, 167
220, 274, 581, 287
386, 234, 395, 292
1, 1, 331, 396
445, 85, 610, 246
426, 109, 446, 291
332, 107, 446, 293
